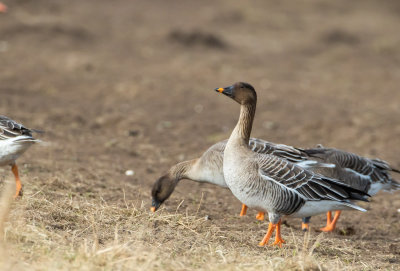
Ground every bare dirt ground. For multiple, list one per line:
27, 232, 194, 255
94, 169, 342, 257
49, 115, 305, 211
0, 0, 400, 270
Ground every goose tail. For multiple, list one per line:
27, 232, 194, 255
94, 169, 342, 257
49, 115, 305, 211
388, 179, 400, 191
392, 167, 400, 174
343, 201, 367, 212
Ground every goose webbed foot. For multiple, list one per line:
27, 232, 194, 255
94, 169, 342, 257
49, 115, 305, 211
239, 204, 248, 217
259, 220, 284, 247
320, 211, 341, 232
256, 212, 265, 221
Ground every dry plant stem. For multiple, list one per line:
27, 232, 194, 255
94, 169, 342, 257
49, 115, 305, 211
0, 180, 13, 269
0, 180, 14, 242
195, 192, 204, 216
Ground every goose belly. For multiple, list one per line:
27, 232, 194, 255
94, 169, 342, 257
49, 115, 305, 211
0, 139, 33, 166
223, 162, 260, 207
223, 163, 304, 215
290, 201, 356, 218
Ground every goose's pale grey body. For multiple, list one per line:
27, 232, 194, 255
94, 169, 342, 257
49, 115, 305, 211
223, 143, 365, 223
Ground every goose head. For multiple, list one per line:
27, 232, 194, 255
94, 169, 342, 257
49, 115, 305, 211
150, 174, 177, 212
215, 82, 257, 105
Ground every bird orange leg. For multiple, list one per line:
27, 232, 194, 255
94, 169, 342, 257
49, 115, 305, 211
11, 164, 23, 198
320, 211, 341, 232
272, 220, 285, 247
301, 222, 309, 231
256, 212, 265, 221
326, 211, 332, 224
0, 2, 7, 13
239, 204, 248, 217
319, 211, 332, 231
259, 222, 276, 246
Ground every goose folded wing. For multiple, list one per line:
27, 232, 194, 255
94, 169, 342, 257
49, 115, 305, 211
0, 115, 33, 140
303, 147, 378, 179
258, 155, 369, 202
327, 149, 394, 184
248, 138, 308, 163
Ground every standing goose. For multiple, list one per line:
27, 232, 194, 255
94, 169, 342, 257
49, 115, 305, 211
0, 116, 41, 198
299, 146, 400, 232
215, 82, 369, 246
150, 138, 333, 220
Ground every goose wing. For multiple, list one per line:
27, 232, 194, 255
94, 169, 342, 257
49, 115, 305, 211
248, 138, 308, 163
257, 154, 369, 202
0, 115, 35, 140
302, 147, 398, 186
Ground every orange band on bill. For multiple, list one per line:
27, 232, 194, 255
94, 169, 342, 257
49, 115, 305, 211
150, 206, 156, 212
217, 88, 224, 93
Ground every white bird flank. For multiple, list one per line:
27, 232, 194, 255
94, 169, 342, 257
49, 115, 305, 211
0, 136, 36, 166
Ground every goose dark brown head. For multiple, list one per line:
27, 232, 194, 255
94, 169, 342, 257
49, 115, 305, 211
150, 174, 178, 212
215, 82, 257, 105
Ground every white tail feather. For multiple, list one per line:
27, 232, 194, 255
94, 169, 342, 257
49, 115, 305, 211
343, 202, 366, 212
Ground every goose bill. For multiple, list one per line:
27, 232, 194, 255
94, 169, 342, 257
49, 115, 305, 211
214, 86, 234, 97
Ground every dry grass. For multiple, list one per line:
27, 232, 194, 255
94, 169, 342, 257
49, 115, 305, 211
0, 173, 379, 271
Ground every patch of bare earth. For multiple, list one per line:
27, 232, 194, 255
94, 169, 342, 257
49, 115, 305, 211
0, 0, 399, 270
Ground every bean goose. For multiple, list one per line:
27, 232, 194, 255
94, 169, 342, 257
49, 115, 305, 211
0, 116, 42, 198
300, 145, 399, 231
215, 82, 369, 247
150, 138, 333, 221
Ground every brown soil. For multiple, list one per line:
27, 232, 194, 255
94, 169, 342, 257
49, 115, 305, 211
0, 0, 399, 270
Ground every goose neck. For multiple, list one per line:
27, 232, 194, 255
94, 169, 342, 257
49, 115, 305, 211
170, 159, 197, 181
228, 102, 256, 146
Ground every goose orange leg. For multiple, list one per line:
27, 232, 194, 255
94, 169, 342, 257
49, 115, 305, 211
0, 2, 7, 13
259, 220, 285, 247
256, 212, 265, 221
11, 164, 23, 198
239, 204, 248, 216
259, 222, 275, 246
319, 211, 332, 231
320, 211, 341, 232
301, 222, 309, 231
301, 216, 311, 231
272, 220, 285, 247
